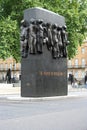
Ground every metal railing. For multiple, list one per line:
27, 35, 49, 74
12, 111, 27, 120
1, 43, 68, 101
68, 65, 87, 69
0, 68, 21, 72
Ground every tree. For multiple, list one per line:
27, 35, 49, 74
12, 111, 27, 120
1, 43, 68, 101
0, 0, 87, 61
0, 16, 20, 62
39, 0, 87, 59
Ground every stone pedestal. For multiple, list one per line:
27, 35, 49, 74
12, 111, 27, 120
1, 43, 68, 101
21, 46, 67, 97
24, 7, 65, 26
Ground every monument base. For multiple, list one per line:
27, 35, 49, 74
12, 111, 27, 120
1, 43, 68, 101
21, 46, 67, 97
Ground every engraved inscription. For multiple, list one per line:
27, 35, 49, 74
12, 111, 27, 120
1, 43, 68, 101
39, 71, 66, 76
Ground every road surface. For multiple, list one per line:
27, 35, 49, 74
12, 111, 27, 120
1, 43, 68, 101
0, 97, 87, 130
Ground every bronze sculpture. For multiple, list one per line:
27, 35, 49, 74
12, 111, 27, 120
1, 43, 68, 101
36, 19, 43, 53
61, 25, 69, 57
51, 24, 59, 59
57, 26, 63, 57
20, 18, 69, 59
46, 23, 52, 51
28, 19, 37, 54
20, 19, 29, 58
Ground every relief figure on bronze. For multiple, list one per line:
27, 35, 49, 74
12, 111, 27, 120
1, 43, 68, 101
20, 18, 69, 59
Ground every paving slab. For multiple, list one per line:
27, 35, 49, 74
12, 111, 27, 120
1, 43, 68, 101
0, 83, 87, 101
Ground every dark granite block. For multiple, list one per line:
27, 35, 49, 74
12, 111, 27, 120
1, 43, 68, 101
21, 46, 67, 97
24, 7, 65, 26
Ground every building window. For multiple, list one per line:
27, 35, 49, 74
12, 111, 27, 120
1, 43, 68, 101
82, 58, 85, 67
10, 64, 12, 70
5, 64, 8, 70
0, 64, 3, 70
74, 71, 78, 79
75, 59, 78, 67
81, 48, 85, 54
14, 63, 16, 70
19, 63, 21, 68
81, 71, 85, 78
68, 60, 72, 67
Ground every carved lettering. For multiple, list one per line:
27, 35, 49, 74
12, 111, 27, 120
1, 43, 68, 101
39, 71, 65, 76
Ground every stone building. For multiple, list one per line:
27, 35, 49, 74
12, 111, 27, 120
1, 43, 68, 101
68, 38, 87, 81
0, 57, 21, 82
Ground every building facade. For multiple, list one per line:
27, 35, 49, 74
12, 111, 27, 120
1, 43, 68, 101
0, 57, 21, 82
68, 39, 87, 81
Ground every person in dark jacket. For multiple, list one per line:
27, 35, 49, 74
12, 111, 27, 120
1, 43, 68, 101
85, 72, 87, 85
69, 74, 74, 85
6, 68, 11, 83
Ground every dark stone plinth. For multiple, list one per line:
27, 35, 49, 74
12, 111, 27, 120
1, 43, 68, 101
21, 7, 67, 97
21, 46, 67, 97
24, 7, 65, 26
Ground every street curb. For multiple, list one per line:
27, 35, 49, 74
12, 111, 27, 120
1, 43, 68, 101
0, 92, 87, 102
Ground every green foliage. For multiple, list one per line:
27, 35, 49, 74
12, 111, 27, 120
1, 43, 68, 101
0, 0, 87, 61
0, 16, 20, 62
40, 0, 87, 59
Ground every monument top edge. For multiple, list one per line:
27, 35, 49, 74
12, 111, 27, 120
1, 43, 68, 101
24, 7, 64, 18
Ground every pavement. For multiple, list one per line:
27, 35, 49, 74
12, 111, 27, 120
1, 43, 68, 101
0, 83, 87, 101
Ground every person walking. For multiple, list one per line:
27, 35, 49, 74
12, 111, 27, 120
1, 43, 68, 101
6, 68, 11, 83
69, 74, 74, 86
85, 72, 87, 88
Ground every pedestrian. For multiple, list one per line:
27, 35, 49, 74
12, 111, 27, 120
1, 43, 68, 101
84, 72, 87, 88
69, 74, 74, 86
6, 68, 11, 83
